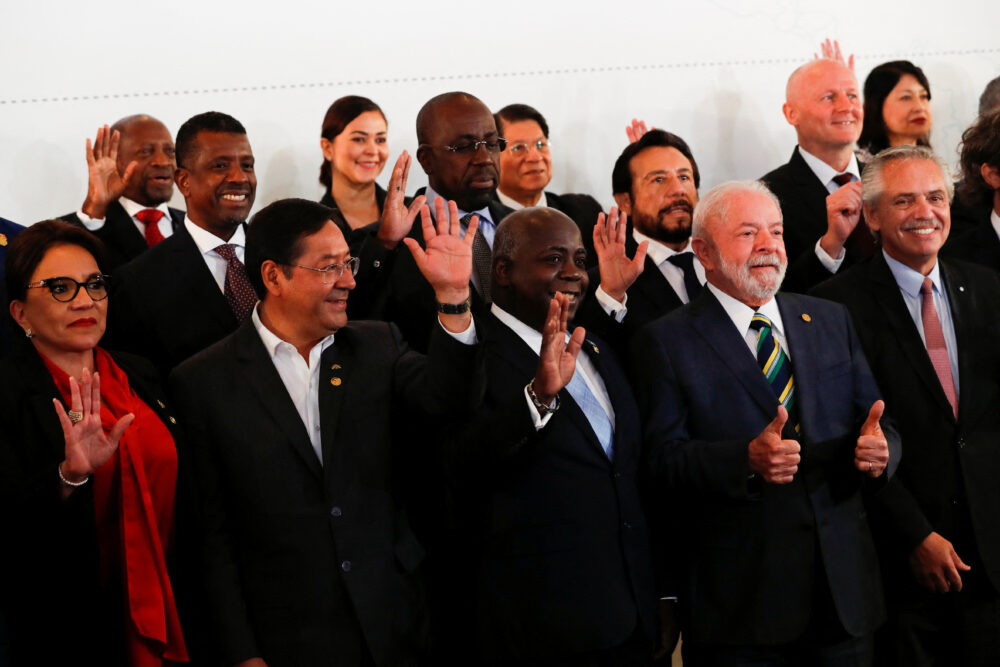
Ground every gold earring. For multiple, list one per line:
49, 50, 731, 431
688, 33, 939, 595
24, 329, 33, 339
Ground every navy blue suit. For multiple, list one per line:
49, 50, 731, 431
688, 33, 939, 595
632, 289, 898, 651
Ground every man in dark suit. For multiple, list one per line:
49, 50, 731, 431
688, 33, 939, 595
103, 111, 257, 375
171, 197, 482, 667
812, 146, 1000, 666
379, 91, 513, 353
633, 179, 897, 665
944, 108, 1000, 272
493, 103, 604, 265
443, 206, 660, 665
762, 58, 873, 292
0, 216, 25, 358
60, 115, 185, 270
576, 129, 704, 349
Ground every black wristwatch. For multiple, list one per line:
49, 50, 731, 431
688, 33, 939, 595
436, 298, 471, 314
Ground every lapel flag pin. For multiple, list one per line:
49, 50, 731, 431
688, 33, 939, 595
0, 234, 7, 246
801, 313, 812, 322
330, 377, 342, 386
330, 364, 341, 370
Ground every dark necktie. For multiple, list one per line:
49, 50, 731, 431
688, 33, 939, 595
666, 252, 702, 302
920, 277, 958, 417
213, 244, 256, 323
832, 173, 875, 258
749, 313, 800, 434
135, 208, 165, 247
463, 213, 492, 303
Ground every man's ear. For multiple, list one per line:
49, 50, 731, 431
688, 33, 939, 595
174, 167, 190, 197
493, 257, 512, 288
613, 193, 633, 216
980, 162, 1000, 189
782, 101, 797, 127
260, 260, 284, 296
416, 146, 433, 178
691, 237, 714, 271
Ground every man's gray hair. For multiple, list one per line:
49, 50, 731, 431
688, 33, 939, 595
692, 180, 783, 242
861, 145, 954, 210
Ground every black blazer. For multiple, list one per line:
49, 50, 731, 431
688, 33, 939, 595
61, 200, 186, 271
943, 218, 1000, 273
0, 216, 25, 360
169, 317, 484, 667
761, 147, 868, 292
631, 289, 898, 645
0, 345, 184, 666
811, 254, 1000, 593
546, 191, 604, 268
377, 191, 513, 353
442, 312, 656, 662
104, 224, 238, 375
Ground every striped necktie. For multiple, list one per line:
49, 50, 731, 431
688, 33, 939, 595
749, 313, 799, 433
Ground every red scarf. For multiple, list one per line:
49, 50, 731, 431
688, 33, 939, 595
44, 348, 188, 665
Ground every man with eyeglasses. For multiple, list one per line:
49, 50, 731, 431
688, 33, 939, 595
379, 91, 514, 354
494, 103, 604, 267
170, 197, 484, 667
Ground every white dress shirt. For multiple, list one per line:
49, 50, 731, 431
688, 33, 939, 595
184, 218, 246, 293
797, 146, 863, 274
491, 302, 615, 431
882, 250, 960, 397
252, 305, 334, 462
706, 282, 792, 362
77, 196, 175, 240
496, 189, 547, 210
991, 208, 1000, 241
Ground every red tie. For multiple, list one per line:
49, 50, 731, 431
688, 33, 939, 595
214, 244, 257, 323
832, 173, 876, 258
135, 208, 165, 247
920, 277, 958, 418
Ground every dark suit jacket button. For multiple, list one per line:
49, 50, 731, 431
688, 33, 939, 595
957, 437, 967, 448
373, 259, 381, 268
623, 521, 632, 529
341, 560, 352, 572
330, 506, 342, 517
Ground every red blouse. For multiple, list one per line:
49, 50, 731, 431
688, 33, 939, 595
44, 348, 188, 665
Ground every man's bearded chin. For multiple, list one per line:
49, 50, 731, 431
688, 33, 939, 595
721, 252, 787, 301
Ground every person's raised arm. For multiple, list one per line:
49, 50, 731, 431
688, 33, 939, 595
376, 151, 427, 250
81, 125, 137, 220
594, 207, 647, 303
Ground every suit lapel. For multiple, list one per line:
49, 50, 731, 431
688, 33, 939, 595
941, 261, 975, 423
169, 227, 238, 332
868, 253, 956, 419
689, 290, 776, 417
14, 347, 70, 460
234, 322, 323, 480
319, 334, 355, 494
107, 201, 150, 259
776, 294, 823, 434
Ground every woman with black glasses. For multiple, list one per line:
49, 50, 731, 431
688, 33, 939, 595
0, 219, 189, 666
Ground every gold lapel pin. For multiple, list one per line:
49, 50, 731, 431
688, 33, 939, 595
330, 377, 342, 387
0, 234, 7, 247
801, 313, 812, 322
330, 364, 341, 370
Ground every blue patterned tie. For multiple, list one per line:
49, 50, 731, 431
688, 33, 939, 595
749, 313, 799, 434
565, 367, 614, 459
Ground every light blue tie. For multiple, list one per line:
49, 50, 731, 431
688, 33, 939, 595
565, 369, 614, 460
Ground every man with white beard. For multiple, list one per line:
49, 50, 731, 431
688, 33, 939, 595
632, 180, 899, 667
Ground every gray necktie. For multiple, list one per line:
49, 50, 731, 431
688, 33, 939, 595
463, 213, 492, 303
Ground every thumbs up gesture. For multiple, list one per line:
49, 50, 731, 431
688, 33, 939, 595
856, 400, 889, 477
748, 406, 801, 484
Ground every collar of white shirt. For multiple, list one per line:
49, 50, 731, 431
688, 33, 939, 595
882, 249, 943, 298
496, 189, 546, 210
120, 196, 172, 220
184, 217, 246, 257
252, 303, 335, 363
706, 282, 786, 350
991, 208, 1000, 242
632, 229, 693, 266
798, 146, 861, 190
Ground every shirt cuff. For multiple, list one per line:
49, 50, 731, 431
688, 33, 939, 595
75, 209, 106, 231
814, 238, 845, 273
523, 385, 555, 430
438, 316, 478, 345
595, 286, 628, 323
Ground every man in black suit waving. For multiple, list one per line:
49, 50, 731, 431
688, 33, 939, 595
762, 58, 872, 291
61, 115, 185, 270
812, 145, 1000, 666
171, 197, 483, 667
444, 207, 661, 665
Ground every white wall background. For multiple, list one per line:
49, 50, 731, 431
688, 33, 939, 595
2, 0, 998, 225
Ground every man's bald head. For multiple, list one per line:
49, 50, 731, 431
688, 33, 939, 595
110, 113, 176, 206
782, 59, 863, 164
492, 207, 588, 330
415, 91, 501, 211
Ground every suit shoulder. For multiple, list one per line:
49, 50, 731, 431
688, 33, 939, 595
808, 261, 871, 300
116, 231, 189, 277
170, 328, 241, 384
778, 291, 850, 319
943, 256, 1000, 286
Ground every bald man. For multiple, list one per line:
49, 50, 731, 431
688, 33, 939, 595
383, 92, 514, 353
762, 58, 872, 292
60, 115, 185, 269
